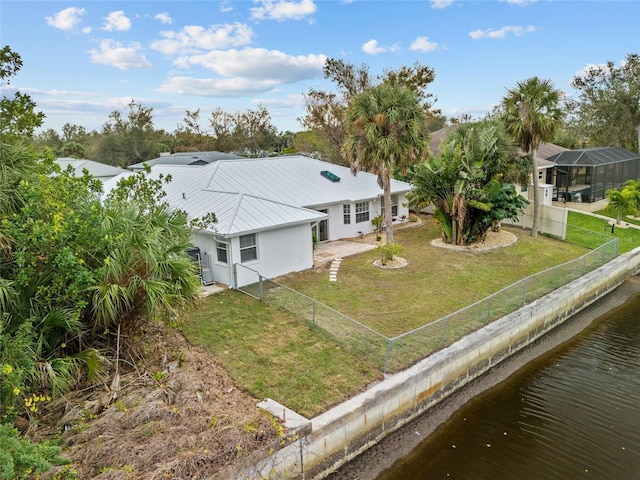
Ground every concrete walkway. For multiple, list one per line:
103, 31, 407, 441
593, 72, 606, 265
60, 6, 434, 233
314, 240, 377, 281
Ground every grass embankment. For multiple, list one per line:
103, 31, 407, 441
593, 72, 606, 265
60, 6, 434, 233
181, 214, 639, 417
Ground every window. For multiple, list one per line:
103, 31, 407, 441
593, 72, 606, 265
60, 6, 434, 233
216, 242, 228, 264
521, 184, 528, 193
381, 196, 398, 217
239, 234, 258, 263
355, 202, 370, 223
343, 204, 351, 224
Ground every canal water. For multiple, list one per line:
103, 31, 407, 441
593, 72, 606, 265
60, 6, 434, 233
374, 289, 640, 479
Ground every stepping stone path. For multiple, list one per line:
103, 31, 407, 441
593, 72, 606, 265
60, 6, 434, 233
329, 258, 342, 282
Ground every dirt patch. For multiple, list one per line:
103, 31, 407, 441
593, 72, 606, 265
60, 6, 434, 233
431, 229, 517, 252
34, 323, 281, 479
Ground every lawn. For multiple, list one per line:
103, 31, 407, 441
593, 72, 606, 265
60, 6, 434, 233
180, 213, 637, 417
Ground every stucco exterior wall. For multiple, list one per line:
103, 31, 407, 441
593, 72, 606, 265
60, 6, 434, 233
231, 246, 640, 479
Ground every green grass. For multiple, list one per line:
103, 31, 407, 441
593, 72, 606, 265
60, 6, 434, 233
568, 210, 640, 253
180, 213, 639, 417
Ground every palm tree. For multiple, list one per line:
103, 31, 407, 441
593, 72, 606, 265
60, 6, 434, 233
342, 84, 428, 245
501, 77, 564, 237
606, 181, 640, 224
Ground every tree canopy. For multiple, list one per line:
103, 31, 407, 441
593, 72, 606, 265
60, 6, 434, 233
569, 52, 640, 153
343, 84, 429, 246
501, 77, 563, 237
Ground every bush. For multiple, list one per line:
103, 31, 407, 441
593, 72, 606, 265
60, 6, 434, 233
0, 423, 68, 479
0, 322, 35, 421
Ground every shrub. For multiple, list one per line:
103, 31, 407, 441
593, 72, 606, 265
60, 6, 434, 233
0, 423, 68, 479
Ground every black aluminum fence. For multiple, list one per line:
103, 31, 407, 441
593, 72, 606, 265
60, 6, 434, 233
235, 226, 619, 373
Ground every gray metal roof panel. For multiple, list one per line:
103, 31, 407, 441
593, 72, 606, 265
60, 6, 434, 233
548, 147, 640, 166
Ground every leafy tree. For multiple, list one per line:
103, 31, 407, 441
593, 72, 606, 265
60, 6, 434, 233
570, 53, 640, 153
174, 108, 215, 152
302, 58, 437, 164
94, 100, 161, 166
343, 84, 429, 247
0, 46, 45, 139
408, 122, 528, 245
502, 77, 564, 237
232, 104, 278, 156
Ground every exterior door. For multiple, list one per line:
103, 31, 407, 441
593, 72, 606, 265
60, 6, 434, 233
313, 209, 329, 242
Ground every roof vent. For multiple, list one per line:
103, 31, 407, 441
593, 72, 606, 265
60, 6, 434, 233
321, 170, 340, 182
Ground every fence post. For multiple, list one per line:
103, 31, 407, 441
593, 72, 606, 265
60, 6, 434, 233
440, 318, 448, 348
259, 275, 264, 301
383, 340, 392, 374
522, 278, 527, 306
487, 297, 491, 324
312, 301, 316, 329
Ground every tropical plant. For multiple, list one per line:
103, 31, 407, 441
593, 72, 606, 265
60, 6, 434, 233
606, 180, 640, 224
343, 83, 429, 248
501, 77, 564, 237
408, 122, 528, 245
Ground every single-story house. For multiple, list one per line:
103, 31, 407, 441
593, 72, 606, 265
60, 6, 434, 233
128, 151, 243, 171
56, 158, 128, 183
103, 155, 412, 287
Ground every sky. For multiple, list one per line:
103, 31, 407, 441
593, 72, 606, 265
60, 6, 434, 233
1, 0, 639, 135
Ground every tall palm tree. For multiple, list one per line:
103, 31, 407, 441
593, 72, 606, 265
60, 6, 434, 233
342, 84, 428, 245
501, 77, 563, 237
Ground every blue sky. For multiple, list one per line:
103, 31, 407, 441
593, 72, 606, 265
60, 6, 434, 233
1, 0, 639, 135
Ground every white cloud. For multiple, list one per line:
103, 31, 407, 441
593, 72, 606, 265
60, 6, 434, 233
151, 23, 254, 55
469, 25, 536, 40
45, 7, 87, 31
89, 40, 152, 70
430, 0, 454, 9
102, 11, 132, 31
410, 36, 439, 52
362, 39, 386, 55
500, 0, 537, 5
250, 0, 317, 21
154, 12, 173, 25
157, 76, 281, 97
175, 48, 326, 83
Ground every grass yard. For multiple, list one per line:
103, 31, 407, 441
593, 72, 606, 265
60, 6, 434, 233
181, 213, 638, 417
569, 210, 640, 253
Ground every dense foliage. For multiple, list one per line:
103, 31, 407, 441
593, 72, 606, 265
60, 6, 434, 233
409, 122, 529, 245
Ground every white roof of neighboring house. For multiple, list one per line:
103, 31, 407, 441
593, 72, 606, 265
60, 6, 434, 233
56, 158, 128, 180
103, 155, 411, 237
129, 151, 243, 170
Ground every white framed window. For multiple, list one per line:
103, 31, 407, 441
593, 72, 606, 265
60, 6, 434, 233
216, 242, 228, 264
343, 204, 351, 224
239, 234, 258, 263
355, 202, 370, 223
381, 195, 398, 217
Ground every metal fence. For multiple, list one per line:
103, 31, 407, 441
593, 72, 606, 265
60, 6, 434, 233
235, 224, 619, 373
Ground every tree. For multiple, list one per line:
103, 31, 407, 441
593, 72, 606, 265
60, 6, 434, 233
301, 58, 437, 164
94, 100, 161, 166
0, 46, 45, 139
174, 108, 215, 152
570, 53, 640, 153
408, 122, 528, 245
343, 84, 428, 246
502, 77, 563, 237
606, 180, 640, 224
232, 105, 278, 157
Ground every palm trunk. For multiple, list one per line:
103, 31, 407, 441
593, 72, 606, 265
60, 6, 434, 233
530, 148, 540, 237
382, 170, 394, 247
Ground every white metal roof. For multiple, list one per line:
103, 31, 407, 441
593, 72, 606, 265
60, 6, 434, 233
103, 155, 411, 237
56, 158, 128, 180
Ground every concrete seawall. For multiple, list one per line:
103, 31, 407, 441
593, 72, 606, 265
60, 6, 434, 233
231, 247, 640, 480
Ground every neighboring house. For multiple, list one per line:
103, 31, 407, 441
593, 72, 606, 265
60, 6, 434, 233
103, 155, 413, 287
128, 151, 243, 171
546, 147, 640, 211
55, 158, 128, 183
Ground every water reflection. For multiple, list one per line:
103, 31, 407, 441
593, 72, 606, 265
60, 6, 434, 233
377, 293, 640, 480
